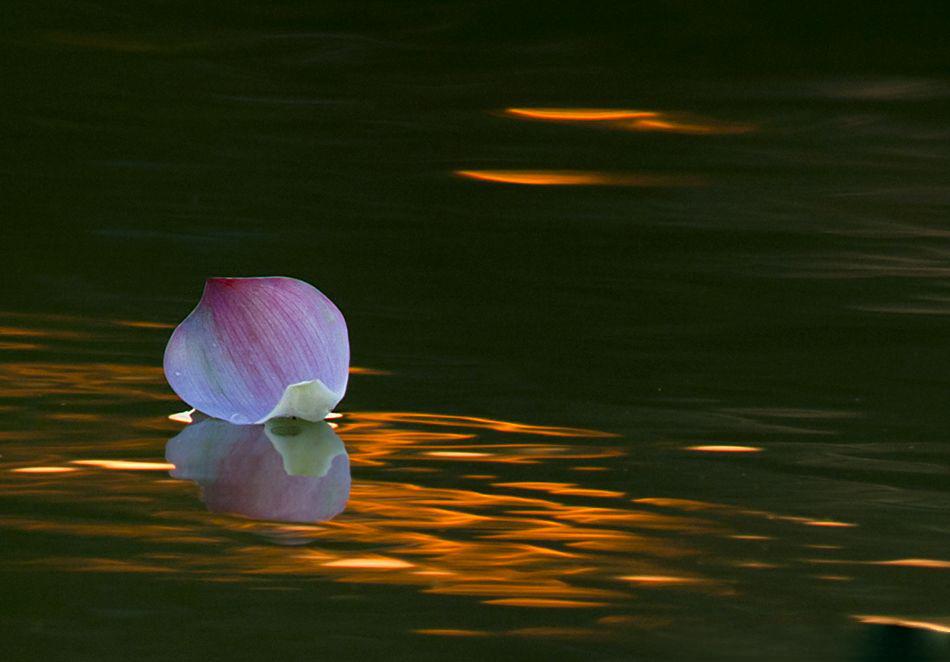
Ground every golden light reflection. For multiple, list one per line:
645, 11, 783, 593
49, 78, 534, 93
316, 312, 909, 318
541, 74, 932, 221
114, 320, 175, 330
0, 362, 174, 401
853, 615, 950, 634
347, 411, 617, 438
502, 107, 754, 135
71, 460, 175, 471
872, 558, 950, 569
455, 170, 704, 187
426, 451, 492, 458
617, 575, 707, 585
685, 445, 763, 453
802, 520, 856, 528
0, 325, 90, 340
634, 497, 858, 531
493, 482, 625, 499
349, 366, 392, 376
0, 309, 870, 634
0, 341, 43, 350
504, 108, 657, 121
414, 629, 490, 637
483, 598, 609, 608
322, 557, 415, 569
626, 117, 753, 135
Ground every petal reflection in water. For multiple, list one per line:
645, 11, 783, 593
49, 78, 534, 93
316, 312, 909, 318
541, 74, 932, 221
166, 418, 350, 523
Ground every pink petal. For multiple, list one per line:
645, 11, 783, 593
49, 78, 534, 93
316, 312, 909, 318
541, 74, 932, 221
164, 277, 349, 424
166, 418, 350, 523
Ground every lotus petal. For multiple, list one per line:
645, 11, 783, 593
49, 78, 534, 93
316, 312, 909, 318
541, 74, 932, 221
166, 417, 350, 523
164, 277, 349, 424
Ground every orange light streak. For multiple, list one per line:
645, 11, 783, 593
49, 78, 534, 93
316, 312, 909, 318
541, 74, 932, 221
71, 460, 175, 471
348, 412, 616, 438
455, 170, 704, 187
414, 629, 490, 637
501, 107, 754, 135
114, 320, 175, 329
322, 557, 415, 569
684, 445, 763, 453
349, 366, 392, 376
872, 558, 950, 569
483, 598, 609, 608
493, 482, 626, 499
617, 575, 706, 585
853, 615, 950, 634
504, 108, 658, 121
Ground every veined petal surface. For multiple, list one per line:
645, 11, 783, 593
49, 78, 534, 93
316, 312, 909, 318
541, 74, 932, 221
163, 277, 349, 424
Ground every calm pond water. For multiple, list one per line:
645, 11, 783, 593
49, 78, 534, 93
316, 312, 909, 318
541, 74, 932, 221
2, 4, 950, 661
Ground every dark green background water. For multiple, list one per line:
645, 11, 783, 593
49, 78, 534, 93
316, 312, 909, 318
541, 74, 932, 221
2, 3, 949, 661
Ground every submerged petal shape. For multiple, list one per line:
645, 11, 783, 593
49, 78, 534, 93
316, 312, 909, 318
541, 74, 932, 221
165, 417, 350, 523
164, 277, 349, 424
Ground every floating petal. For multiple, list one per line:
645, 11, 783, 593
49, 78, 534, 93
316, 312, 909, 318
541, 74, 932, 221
163, 277, 349, 424
165, 417, 350, 523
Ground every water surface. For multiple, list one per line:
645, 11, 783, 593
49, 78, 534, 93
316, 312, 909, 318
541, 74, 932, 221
2, 4, 950, 661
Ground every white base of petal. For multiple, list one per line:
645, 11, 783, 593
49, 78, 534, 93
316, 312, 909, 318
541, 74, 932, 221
257, 379, 341, 424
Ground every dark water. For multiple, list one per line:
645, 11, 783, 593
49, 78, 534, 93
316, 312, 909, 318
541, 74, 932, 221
2, 4, 950, 661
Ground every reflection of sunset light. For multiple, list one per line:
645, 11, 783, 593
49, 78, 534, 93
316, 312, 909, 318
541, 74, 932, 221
414, 629, 490, 637
3, 327, 823, 627
494, 482, 625, 499
0, 342, 43, 350
71, 460, 175, 471
347, 411, 616, 438
322, 557, 414, 569
684, 445, 763, 453
872, 558, 950, 569
483, 598, 609, 608
0, 362, 175, 401
618, 575, 705, 585
802, 520, 856, 528
853, 615, 950, 634
349, 366, 392, 376
114, 320, 174, 329
455, 170, 703, 187
504, 108, 657, 121
0, 325, 89, 340
625, 117, 754, 135
501, 107, 754, 134
426, 451, 492, 458
12, 466, 79, 474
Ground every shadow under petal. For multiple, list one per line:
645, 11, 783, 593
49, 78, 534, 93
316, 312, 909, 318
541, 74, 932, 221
166, 418, 350, 523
